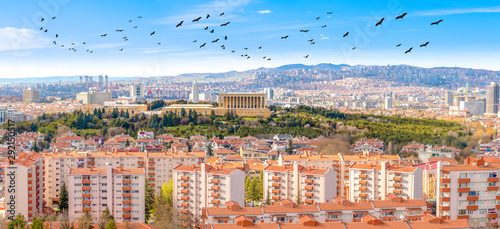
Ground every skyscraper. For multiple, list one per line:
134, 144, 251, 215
192, 81, 199, 103
486, 82, 499, 115
105, 75, 109, 86
79, 76, 83, 84
445, 91, 454, 107
264, 88, 274, 100
130, 85, 145, 102
85, 75, 89, 88
384, 97, 393, 110
98, 75, 103, 86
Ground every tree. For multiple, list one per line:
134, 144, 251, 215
264, 191, 271, 205
125, 139, 130, 147
31, 217, 45, 229
145, 180, 155, 223
207, 144, 213, 157
161, 180, 174, 207
98, 206, 114, 229
59, 182, 69, 211
76, 211, 93, 229
8, 214, 27, 229
33, 143, 40, 152
105, 219, 116, 229
180, 108, 186, 117
58, 210, 75, 229
295, 190, 301, 205
287, 139, 294, 155
186, 141, 192, 152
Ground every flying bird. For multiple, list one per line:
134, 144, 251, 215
158, 42, 161, 45
44, 29, 48, 33
321, 25, 327, 28
258, 46, 262, 49
193, 40, 197, 43
405, 47, 413, 54
122, 36, 127, 39
71, 43, 75, 45
61, 45, 64, 47
221, 22, 230, 26
316, 17, 320, 20
376, 18, 385, 26
343, 32, 349, 37
40, 27, 43, 30
308, 39, 314, 42
247, 56, 250, 59
52, 17, 56, 20
396, 13, 407, 20
212, 38, 219, 43
193, 17, 202, 22
206, 14, 210, 19
116, 30, 124, 32
133, 26, 138, 28
101, 34, 107, 37
224, 35, 228, 40
220, 12, 225, 16
90, 51, 93, 53
53, 41, 56, 44
200, 43, 206, 48
431, 19, 443, 25
310, 42, 315, 44
150, 31, 155, 35
263, 56, 266, 59
327, 12, 333, 14
420, 42, 429, 47
55, 34, 58, 38
352, 47, 356, 50
83, 42, 85, 44
210, 29, 214, 33
304, 55, 309, 58
138, 16, 142, 18
231, 50, 235, 53
396, 44, 401, 47
86, 49, 89, 52
244, 48, 248, 50
300, 30, 310, 33
119, 48, 123, 51
41, 18, 44, 22
176, 21, 184, 27
281, 35, 289, 39
129, 20, 132, 22
204, 26, 209, 30
267, 58, 271, 61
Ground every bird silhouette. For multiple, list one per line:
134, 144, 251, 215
281, 35, 289, 39
90, 51, 93, 53
263, 56, 266, 59
321, 25, 327, 28
176, 21, 184, 27
212, 38, 219, 43
327, 12, 333, 14
55, 34, 58, 38
71, 43, 75, 45
396, 13, 407, 20
221, 22, 230, 26
210, 29, 214, 33
316, 17, 320, 20
231, 50, 235, 53
204, 26, 209, 30
431, 19, 443, 25
206, 14, 210, 19
52, 17, 56, 20
300, 30, 310, 33
83, 42, 86, 44
420, 42, 429, 47
352, 47, 356, 50
101, 34, 107, 37
124, 39, 128, 41
221, 46, 226, 50
224, 36, 228, 40
53, 41, 56, 44
220, 12, 225, 16
61, 45, 64, 47
244, 54, 248, 56
116, 30, 124, 32
258, 46, 262, 49
129, 20, 132, 23
138, 16, 142, 18
150, 31, 155, 36
376, 18, 385, 26
304, 55, 309, 58
119, 48, 123, 51
193, 17, 202, 22
44, 29, 48, 33
244, 48, 248, 50
133, 26, 138, 28
247, 56, 250, 59
158, 42, 161, 45
41, 18, 44, 22
396, 44, 401, 47
405, 47, 413, 54
122, 36, 127, 39
267, 58, 271, 61
241, 55, 244, 57
310, 42, 315, 45
193, 40, 197, 43
200, 43, 206, 48
308, 39, 314, 42
86, 49, 89, 52
343, 32, 349, 37
40, 27, 43, 30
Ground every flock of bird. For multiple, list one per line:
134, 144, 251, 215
44, 9, 444, 60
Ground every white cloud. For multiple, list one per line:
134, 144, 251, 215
321, 37, 330, 40
0, 27, 50, 52
258, 10, 271, 14
415, 6, 500, 16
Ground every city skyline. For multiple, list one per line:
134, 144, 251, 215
1, 0, 500, 78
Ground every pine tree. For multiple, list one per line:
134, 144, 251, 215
105, 219, 116, 229
180, 108, 186, 117
125, 139, 130, 147
287, 139, 294, 155
31, 217, 45, 229
145, 180, 155, 223
59, 182, 69, 211
98, 206, 114, 229
296, 190, 301, 205
265, 191, 271, 205
33, 143, 40, 152
8, 214, 27, 229
207, 144, 213, 157
77, 211, 93, 229
161, 180, 174, 207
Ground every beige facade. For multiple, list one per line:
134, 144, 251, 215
43, 151, 206, 207
262, 163, 337, 205
4, 152, 44, 221
23, 89, 40, 102
76, 91, 112, 105
104, 104, 148, 115
218, 93, 266, 109
173, 163, 245, 217
68, 166, 145, 222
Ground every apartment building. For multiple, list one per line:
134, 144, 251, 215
173, 163, 245, 217
68, 165, 145, 222
56, 132, 85, 150
349, 162, 423, 202
436, 158, 500, 227
43, 150, 205, 207
4, 152, 44, 221
281, 154, 400, 197
262, 162, 337, 205
203, 195, 428, 225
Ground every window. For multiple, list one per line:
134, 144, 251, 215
460, 173, 467, 178
459, 210, 466, 215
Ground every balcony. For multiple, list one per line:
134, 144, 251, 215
123, 214, 131, 218
359, 174, 367, 179
305, 179, 314, 184
440, 187, 450, 192
488, 186, 499, 191
123, 180, 131, 184
211, 200, 220, 205
496, 205, 500, 209
83, 207, 91, 211
393, 183, 402, 188
181, 183, 189, 188
211, 179, 220, 184
181, 203, 189, 208
457, 215, 469, 220
148, 161, 155, 165
82, 200, 91, 204
123, 201, 131, 204
394, 190, 402, 194
439, 196, 450, 202
123, 207, 132, 211
457, 188, 470, 192
488, 213, 499, 218
181, 176, 189, 181
467, 196, 478, 201
458, 178, 470, 183
359, 193, 367, 197
272, 183, 281, 188
272, 176, 280, 181
272, 189, 280, 194
305, 193, 314, 197
123, 194, 131, 198
28, 180, 32, 185
272, 196, 280, 200
211, 186, 220, 191
181, 196, 189, 201
211, 193, 220, 198
82, 194, 91, 198
148, 173, 155, 176
28, 174, 32, 178
359, 181, 367, 185
439, 206, 450, 211
359, 187, 367, 191
181, 190, 189, 194
393, 176, 402, 181
440, 178, 450, 183
181, 210, 189, 214
82, 187, 91, 191
488, 177, 499, 182
123, 187, 132, 191
466, 205, 478, 210
305, 199, 314, 204
305, 186, 313, 191
138, 160, 144, 164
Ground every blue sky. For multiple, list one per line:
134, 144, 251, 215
0, 0, 499, 78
